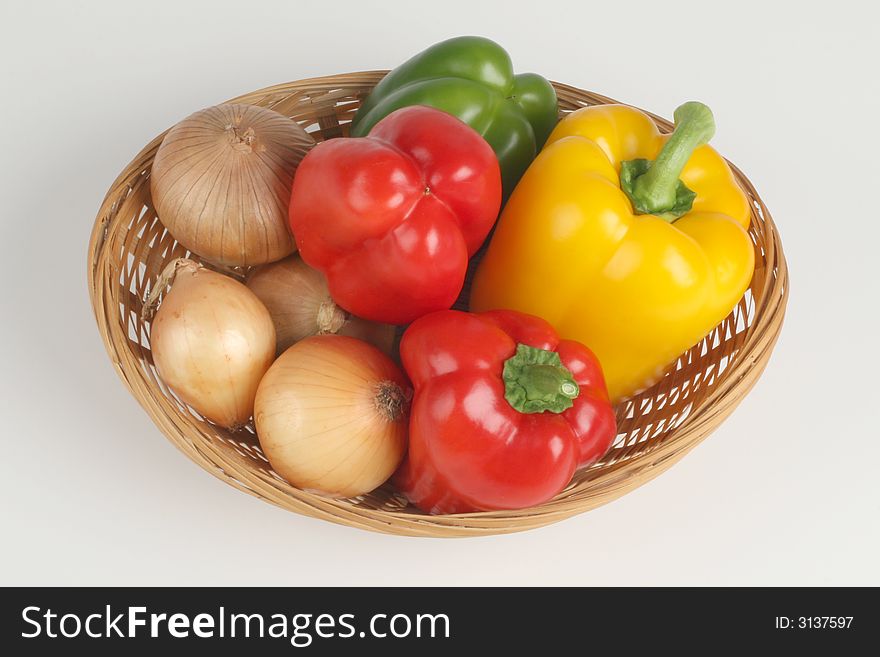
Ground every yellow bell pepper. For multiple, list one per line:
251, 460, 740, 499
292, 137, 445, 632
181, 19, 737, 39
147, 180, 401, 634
470, 102, 754, 401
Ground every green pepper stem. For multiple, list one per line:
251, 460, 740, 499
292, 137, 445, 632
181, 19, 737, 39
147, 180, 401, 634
624, 101, 715, 220
503, 344, 580, 414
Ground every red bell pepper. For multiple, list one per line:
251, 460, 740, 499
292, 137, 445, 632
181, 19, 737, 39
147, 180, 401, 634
289, 105, 502, 325
395, 309, 617, 514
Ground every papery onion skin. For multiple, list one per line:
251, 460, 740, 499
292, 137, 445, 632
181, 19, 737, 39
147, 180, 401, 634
254, 335, 409, 498
246, 255, 397, 356
151, 103, 314, 267
150, 260, 276, 429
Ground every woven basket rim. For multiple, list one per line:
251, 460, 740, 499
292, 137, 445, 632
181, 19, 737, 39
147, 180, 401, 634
87, 72, 789, 537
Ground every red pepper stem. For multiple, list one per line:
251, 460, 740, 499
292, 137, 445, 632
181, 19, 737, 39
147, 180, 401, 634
503, 344, 579, 414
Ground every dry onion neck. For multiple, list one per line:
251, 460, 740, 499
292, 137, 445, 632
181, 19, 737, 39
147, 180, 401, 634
142, 258, 201, 321
374, 381, 411, 423
226, 124, 257, 151
316, 299, 347, 334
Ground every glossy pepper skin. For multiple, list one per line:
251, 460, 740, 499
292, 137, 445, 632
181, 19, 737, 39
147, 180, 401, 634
350, 36, 558, 196
395, 309, 616, 514
290, 106, 501, 325
470, 102, 755, 401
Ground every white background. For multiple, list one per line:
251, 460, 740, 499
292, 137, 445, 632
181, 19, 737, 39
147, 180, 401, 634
1, 0, 878, 586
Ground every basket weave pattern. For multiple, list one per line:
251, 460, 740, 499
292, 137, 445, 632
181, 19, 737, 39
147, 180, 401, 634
87, 72, 788, 537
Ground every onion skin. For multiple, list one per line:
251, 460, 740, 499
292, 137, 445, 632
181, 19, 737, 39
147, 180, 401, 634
151, 104, 314, 267
246, 255, 397, 356
255, 335, 409, 498
150, 260, 276, 429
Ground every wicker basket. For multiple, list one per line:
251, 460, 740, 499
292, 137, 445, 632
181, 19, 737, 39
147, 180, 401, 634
87, 72, 788, 537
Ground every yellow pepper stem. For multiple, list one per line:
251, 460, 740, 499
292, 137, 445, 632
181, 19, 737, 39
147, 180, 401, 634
620, 101, 716, 222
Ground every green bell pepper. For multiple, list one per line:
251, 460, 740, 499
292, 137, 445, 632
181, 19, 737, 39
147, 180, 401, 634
350, 36, 558, 195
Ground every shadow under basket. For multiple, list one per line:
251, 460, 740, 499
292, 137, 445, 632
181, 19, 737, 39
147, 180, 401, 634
87, 72, 789, 537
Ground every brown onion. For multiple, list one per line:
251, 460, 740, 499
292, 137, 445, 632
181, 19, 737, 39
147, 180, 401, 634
254, 335, 409, 497
246, 254, 397, 356
146, 259, 276, 429
150, 103, 314, 267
